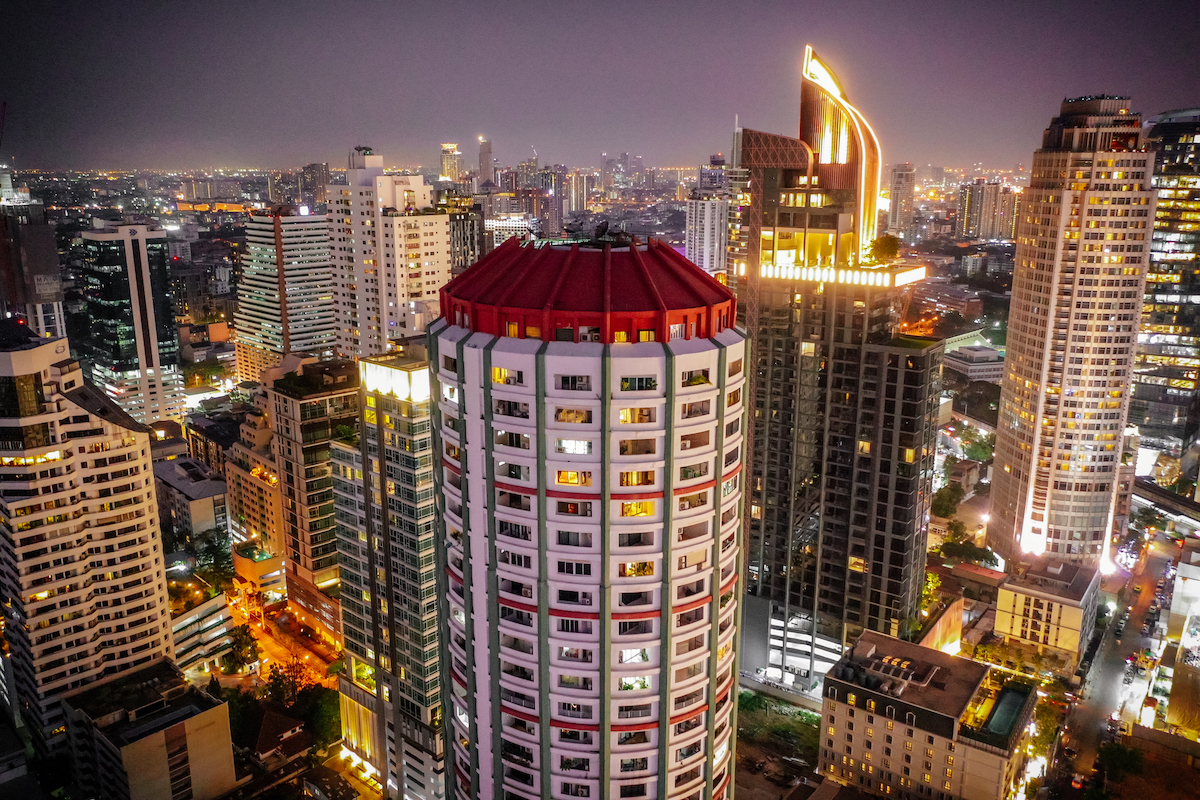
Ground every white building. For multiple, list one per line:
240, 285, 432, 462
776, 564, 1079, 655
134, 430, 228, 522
994, 557, 1100, 674
328, 148, 454, 357
235, 206, 336, 384
0, 324, 173, 753
990, 96, 1155, 564
943, 346, 1005, 383
432, 238, 746, 800
684, 195, 729, 280
888, 163, 916, 240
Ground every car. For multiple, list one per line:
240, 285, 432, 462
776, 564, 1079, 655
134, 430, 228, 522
1133, 585, 1143, 593
1072, 773, 1086, 789
1142, 624, 1151, 635
1064, 747, 1078, 758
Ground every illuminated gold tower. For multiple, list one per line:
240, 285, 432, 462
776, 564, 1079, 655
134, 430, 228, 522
733, 47, 943, 686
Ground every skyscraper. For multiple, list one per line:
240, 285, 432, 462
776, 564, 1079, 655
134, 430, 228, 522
956, 179, 1021, 240
990, 96, 1155, 565
0, 167, 65, 338
0, 321, 172, 754
72, 222, 185, 424
1130, 109, 1200, 466
335, 346, 443, 800
329, 147, 454, 357
478, 136, 493, 183
300, 162, 332, 208
888, 162, 916, 241
235, 205, 336, 383
431, 238, 746, 800
684, 191, 730, 280
732, 46, 941, 683
441, 143, 464, 182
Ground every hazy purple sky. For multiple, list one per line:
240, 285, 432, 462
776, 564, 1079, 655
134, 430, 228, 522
3, 0, 1198, 172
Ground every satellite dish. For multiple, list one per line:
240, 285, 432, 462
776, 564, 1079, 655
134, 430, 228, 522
595, 221, 609, 239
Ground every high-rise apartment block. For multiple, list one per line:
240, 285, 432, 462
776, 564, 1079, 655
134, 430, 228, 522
335, 347, 443, 800
955, 179, 1021, 240
72, 222, 185, 424
330, 148, 454, 357
684, 193, 730, 280
990, 96, 1154, 565
441, 144, 464, 182
1131, 109, 1200, 463
731, 47, 942, 684
478, 137, 493, 183
0, 322, 173, 754
300, 162, 332, 208
432, 238, 746, 800
819, 632, 1036, 800
266, 358, 359, 647
0, 168, 65, 338
888, 162, 916, 241
235, 206, 336, 383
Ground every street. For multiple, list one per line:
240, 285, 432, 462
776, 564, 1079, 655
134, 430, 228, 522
1056, 535, 1176, 782
224, 599, 336, 689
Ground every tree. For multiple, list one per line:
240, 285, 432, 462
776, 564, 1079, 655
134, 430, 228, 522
946, 519, 968, 544
1096, 742, 1144, 783
738, 690, 770, 714
221, 624, 260, 674
940, 540, 999, 568
868, 234, 901, 264
931, 485, 965, 518
263, 656, 316, 707
207, 671, 222, 698
293, 685, 341, 749
921, 572, 941, 613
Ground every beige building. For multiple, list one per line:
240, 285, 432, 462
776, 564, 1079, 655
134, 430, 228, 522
994, 557, 1100, 672
64, 659, 236, 800
820, 632, 1035, 800
224, 406, 282, 549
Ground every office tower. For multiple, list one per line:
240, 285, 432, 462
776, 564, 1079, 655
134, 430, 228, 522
330, 147, 454, 357
535, 166, 567, 237
431, 238, 746, 800
265, 358, 359, 646
300, 162, 332, 208
441, 143, 464, 182
235, 205, 336, 383
684, 192, 730, 279
478, 137, 493, 183
335, 347, 443, 800
732, 46, 941, 683
990, 96, 1154, 565
72, 222, 185, 424
565, 171, 589, 214
446, 207, 482, 274
888, 162, 916, 240
64, 659, 237, 800
1130, 109, 1200, 465
0, 168, 65, 337
819, 632, 1037, 800
0, 322, 173, 753
956, 180, 1021, 240
516, 156, 538, 189
699, 154, 727, 191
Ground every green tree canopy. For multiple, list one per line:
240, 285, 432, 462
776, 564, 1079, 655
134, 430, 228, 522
868, 234, 901, 263
1097, 742, 1144, 782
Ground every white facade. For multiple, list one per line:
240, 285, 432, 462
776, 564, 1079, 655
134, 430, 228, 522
685, 198, 729, 279
235, 208, 335, 383
433, 323, 745, 800
943, 346, 1005, 383
888, 163, 916, 240
991, 97, 1156, 564
328, 152, 453, 357
0, 335, 172, 753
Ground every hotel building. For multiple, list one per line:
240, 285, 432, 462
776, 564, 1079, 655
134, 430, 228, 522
0, 322, 172, 754
990, 97, 1155, 564
431, 238, 746, 800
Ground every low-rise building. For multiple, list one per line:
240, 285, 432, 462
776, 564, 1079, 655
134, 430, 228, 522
171, 593, 236, 673
186, 409, 244, 476
63, 659, 237, 800
943, 346, 1004, 383
154, 456, 228, 544
819, 631, 1035, 800
994, 557, 1100, 674
232, 542, 287, 605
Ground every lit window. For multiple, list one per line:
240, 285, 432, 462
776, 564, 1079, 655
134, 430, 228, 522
556, 471, 592, 487
621, 501, 654, 517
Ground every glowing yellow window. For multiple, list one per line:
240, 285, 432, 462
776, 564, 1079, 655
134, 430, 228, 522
903, 448, 916, 463
621, 501, 654, 517
506, 322, 519, 337
638, 330, 655, 342
614, 330, 629, 343
857, 441, 871, 454
492, 367, 523, 385
620, 471, 654, 486
556, 471, 592, 487
848, 556, 866, 573
618, 561, 654, 577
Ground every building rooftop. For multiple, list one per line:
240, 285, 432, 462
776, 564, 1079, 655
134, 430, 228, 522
64, 379, 150, 433
833, 631, 989, 720
0, 318, 50, 351
154, 456, 227, 501
269, 360, 359, 400
1008, 556, 1098, 603
440, 237, 736, 344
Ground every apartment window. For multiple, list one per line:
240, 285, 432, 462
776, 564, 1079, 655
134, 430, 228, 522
492, 367, 524, 385
556, 438, 592, 455
613, 330, 629, 343
442, 355, 458, 371
560, 756, 590, 771
619, 407, 656, 423
558, 590, 593, 606
726, 387, 741, 407
620, 470, 655, 486
680, 461, 709, 480
619, 620, 653, 635
557, 530, 592, 547
495, 431, 530, 449
681, 400, 710, 419
619, 532, 653, 547
620, 757, 649, 771
670, 323, 686, 339
619, 784, 647, 797
637, 330, 655, 342
558, 618, 592, 634
619, 648, 649, 664
555, 408, 593, 423
620, 377, 657, 392
619, 439, 656, 456
728, 358, 742, 377
618, 561, 654, 577
621, 501, 654, 517
618, 731, 649, 746
558, 375, 592, 391
557, 501, 592, 516
556, 470, 593, 486
681, 369, 710, 387
560, 703, 593, 719
558, 561, 592, 576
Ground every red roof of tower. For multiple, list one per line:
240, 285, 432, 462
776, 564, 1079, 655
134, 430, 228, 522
439, 238, 737, 344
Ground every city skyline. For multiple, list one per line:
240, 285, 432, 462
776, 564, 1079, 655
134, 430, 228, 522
3, 0, 1198, 172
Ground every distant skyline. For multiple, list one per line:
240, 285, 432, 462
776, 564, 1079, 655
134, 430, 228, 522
3, 0, 1198, 172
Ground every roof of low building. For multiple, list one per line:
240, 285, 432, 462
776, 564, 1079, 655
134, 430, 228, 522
154, 456, 226, 500
1007, 556, 1098, 603
64, 379, 150, 433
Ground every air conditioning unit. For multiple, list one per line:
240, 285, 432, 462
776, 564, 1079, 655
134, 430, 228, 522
680, 441, 692, 450
505, 377, 519, 385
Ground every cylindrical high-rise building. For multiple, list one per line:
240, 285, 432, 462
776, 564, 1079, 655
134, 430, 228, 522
431, 238, 746, 800
991, 96, 1156, 565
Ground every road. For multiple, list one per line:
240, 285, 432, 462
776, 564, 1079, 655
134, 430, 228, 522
228, 599, 336, 688
1057, 535, 1176, 780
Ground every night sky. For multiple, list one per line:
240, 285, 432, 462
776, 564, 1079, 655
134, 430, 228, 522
4, 0, 1198, 172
